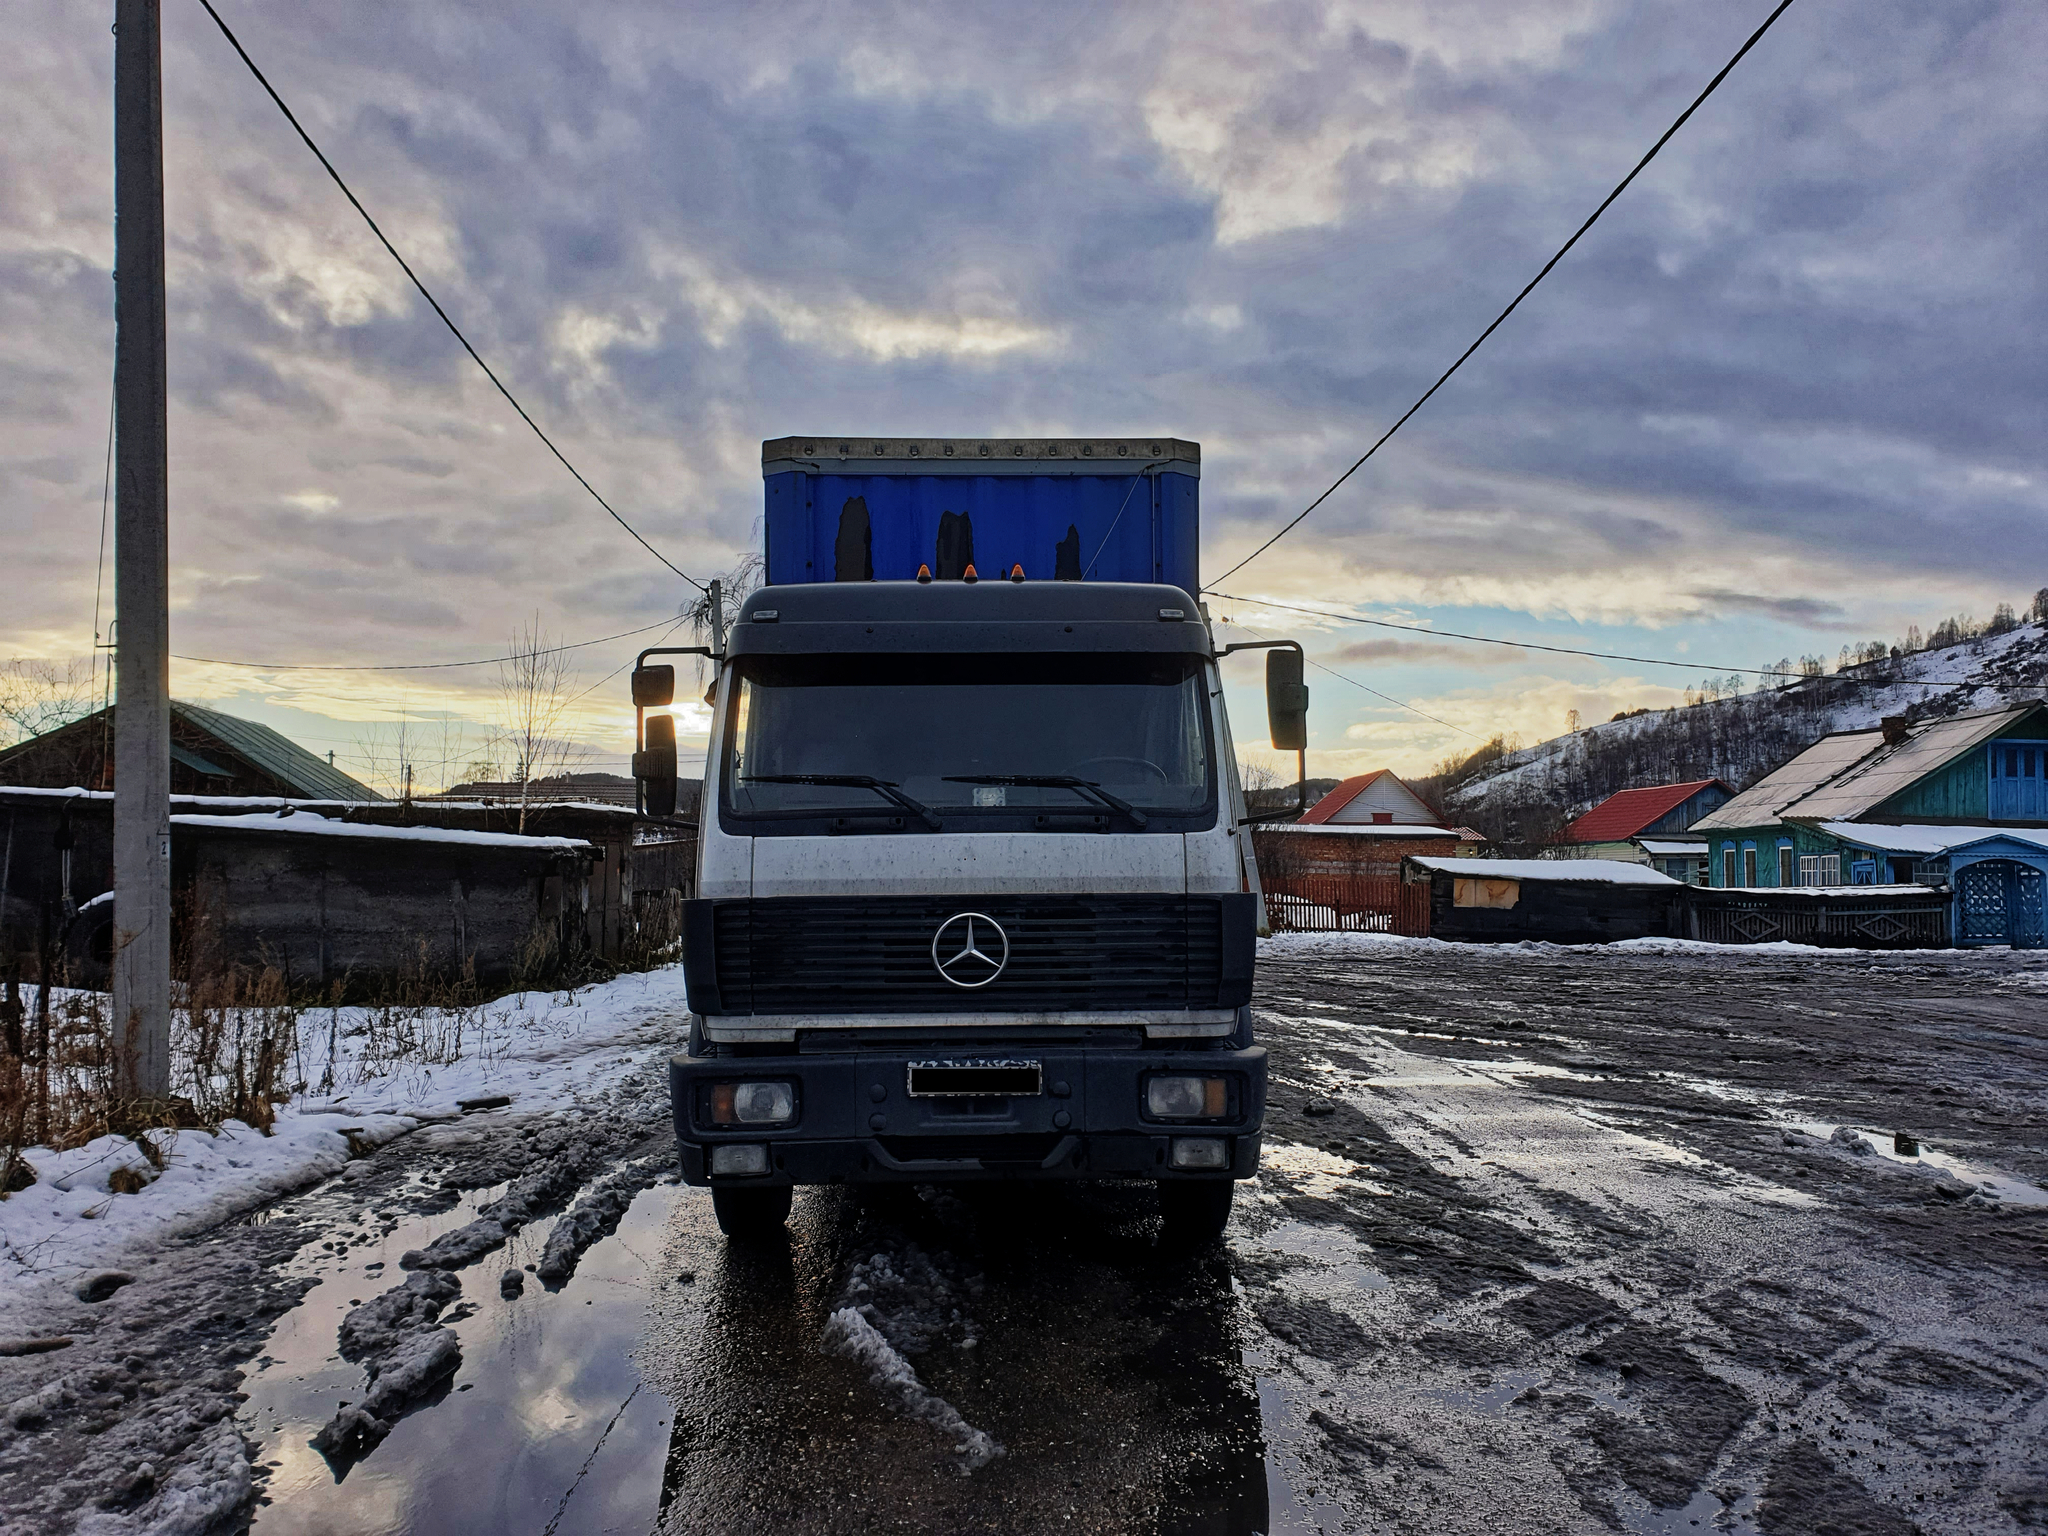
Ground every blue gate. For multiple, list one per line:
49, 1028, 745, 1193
1958, 860, 2046, 948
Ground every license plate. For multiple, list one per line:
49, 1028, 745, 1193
906, 1060, 1043, 1097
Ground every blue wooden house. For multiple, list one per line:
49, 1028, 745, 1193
1691, 702, 2048, 946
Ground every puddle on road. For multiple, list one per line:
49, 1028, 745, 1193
1781, 1121, 2048, 1206
241, 1180, 683, 1535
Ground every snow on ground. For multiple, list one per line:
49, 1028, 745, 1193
1259, 930, 2000, 961
0, 965, 691, 1324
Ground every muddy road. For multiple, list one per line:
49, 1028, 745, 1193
4, 939, 2045, 1535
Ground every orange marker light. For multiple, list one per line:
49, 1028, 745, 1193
916, 563, 932, 584
963, 563, 979, 584
1009, 564, 1025, 583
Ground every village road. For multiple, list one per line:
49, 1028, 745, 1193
8, 939, 2045, 1536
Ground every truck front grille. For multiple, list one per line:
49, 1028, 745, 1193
704, 893, 1240, 1016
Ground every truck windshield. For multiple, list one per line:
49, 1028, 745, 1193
723, 653, 1213, 826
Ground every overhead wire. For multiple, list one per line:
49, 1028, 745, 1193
1206, 0, 1801, 589
1210, 591, 1997, 689
169, 617, 686, 673
193, 0, 707, 594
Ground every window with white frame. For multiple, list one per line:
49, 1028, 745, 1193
1798, 854, 1842, 887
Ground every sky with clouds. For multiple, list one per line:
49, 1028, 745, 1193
3, 0, 2043, 791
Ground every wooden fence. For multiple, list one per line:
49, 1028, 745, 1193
1684, 888, 1950, 948
1261, 873, 1431, 937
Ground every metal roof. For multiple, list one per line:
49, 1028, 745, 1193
1562, 779, 1728, 843
1297, 770, 1446, 827
1693, 702, 2044, 830
1815, 821, 2048, 855
173, 701, 383, 802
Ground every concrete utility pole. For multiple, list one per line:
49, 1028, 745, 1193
112, 0, 172, 1102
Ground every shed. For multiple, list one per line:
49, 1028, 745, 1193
1401, 855, 1681, 944
0, 789, 595, 992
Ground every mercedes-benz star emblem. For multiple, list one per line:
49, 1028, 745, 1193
931, 912, 1008, 988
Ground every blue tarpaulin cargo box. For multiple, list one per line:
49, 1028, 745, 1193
761, 437, 1200, 591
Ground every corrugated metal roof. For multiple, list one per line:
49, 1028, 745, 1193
1694, 702, 2044, 830
173, 701, 383, 802
1694, 731, 1887, 830
1788, 706, 2031, 821
1563, 779, 1727, 843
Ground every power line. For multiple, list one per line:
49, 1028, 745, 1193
193, 0, 707, 594
169, 617, 686, 673
1207, 0, 1801, 588
1211, 590, 2000, 689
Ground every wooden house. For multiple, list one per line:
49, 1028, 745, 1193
1254, 770, 1481, 878
1692, 701, 2048, 947
0, 701, 380, 801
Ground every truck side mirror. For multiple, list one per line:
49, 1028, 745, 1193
636, 713, 679, 816
1267, 649, 1309, 751
632, 664, 676, 708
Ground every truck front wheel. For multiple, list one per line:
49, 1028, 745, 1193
711, 1185, 792, 1240
1158, 1179, 1235, 1248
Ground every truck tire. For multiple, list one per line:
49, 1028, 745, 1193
712, 1185, 792, 1239
1158, 1179, 1234, 1248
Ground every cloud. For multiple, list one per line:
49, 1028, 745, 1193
1684, 589, 1846, 626
1323, 637, 1524, 666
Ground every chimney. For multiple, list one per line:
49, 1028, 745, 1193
1881, 715, 1910, 746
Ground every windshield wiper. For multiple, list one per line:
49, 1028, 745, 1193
943, 775, 1148, 829
739, 774, 943, 831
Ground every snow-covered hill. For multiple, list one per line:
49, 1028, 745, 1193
1436, 620, 2048, 838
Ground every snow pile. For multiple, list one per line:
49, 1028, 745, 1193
317, 1271, 469, 1464
534, 1154, 673, 1282
170, 809, 596, 854
825, 1235, 1001, 1473
74, 1422, 252, 1536
0, 966, 691, 1320
824, 1308, 1001, 1473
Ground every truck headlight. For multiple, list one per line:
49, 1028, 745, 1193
1147, 1075, 1228, 1119
709, 1143, 770, 1177
1169, 1137, 1229, 1170
711, 1082, 795, 1124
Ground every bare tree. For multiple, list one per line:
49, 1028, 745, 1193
0, 657, 98, 749
351, 713, 475, 801
494, 616, 590, 831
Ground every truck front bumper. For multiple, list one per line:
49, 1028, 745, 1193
670, 1042, 1266, 1186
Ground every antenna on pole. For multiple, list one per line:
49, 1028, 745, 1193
111, 0, 172, 1105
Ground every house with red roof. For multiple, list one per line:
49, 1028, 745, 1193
1558, 778, 1733, 882
1255, 770, 1483, 877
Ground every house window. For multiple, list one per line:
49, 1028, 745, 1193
1372, 812, 1393, 824
1722, 848, 1737, 887
1743, 847, 1758, 887
1778, 846, 1795, 886
1798, 854, 1842, 886
1990, 740, 2046, 819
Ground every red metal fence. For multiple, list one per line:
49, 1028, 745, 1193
1261, 873, 1431, 937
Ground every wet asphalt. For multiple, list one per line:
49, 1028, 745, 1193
219, 944, 2048, 1533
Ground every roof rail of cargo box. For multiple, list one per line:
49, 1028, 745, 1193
761, 438, 1200, 478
